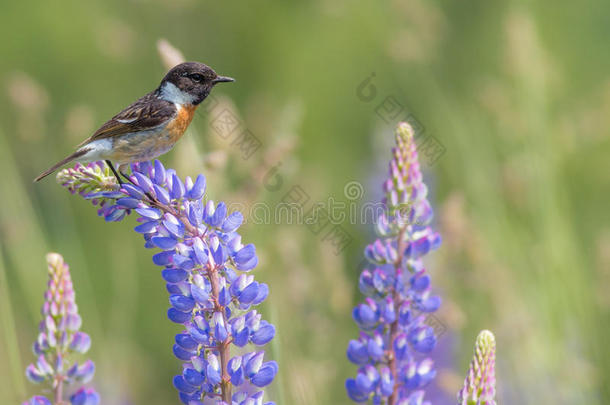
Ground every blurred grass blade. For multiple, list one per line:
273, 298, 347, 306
0, 130, 49, 318
0, 247, 26, 402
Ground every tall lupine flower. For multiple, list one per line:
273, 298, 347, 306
57, 160, 277, 404
23, 253, 99, 405
457, 330, 496, 405
346, 123, 442, 404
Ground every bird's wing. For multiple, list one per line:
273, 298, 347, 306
79, 92, 177, 147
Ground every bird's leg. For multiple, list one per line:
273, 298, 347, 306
117, 163, 133, 184
105, 160, 124, 185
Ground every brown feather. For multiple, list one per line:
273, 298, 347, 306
33, 148, 89, 182
78, 92, 177, 147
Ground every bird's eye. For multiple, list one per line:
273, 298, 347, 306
189, 73, 204, 83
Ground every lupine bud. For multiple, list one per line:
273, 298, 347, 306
23, 253, 99, 404
458, 330, 497, 405
346, 123, 441, 404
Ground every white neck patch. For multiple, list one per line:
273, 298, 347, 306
159, 82, 196, 105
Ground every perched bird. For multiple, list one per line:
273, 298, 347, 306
34, 62, 234, 183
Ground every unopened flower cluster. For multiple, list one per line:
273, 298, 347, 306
23, 253, 99, 405
58, 160, 277, 404
458, 330, 496, 405
346, 123, 442, 404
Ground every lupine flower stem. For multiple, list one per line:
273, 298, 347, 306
146, 193, 235, 402
346, 123, 442, 404
58, 160, 277, 404
54, 379, 63, 404
23, 253, 99, 405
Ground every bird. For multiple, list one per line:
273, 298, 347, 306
34, 61, 234, 183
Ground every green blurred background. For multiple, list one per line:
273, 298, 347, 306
1, 0, 609, 404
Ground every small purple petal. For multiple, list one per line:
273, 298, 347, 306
190, 284, 209, 304
171, 174, 185, 199
69, 332, 91, 353
250, 361, 278, 387
251, 323, 275, 346
187, 174, 206, 200
173, 375, 198, 393
122, 184, 145, 199
175, 333, 198, 350
104, 208, 126, 222
136, 207, 162, 220
151, 236, 178, 250
206, 362, 221, 386
163, 217, 185, 239
170, 295, 195, 312
346, 378, 369, 402
133, 172, 154, 194
154, 184, 171, 205
134, 221, 158, 234
152, 251, 174, 266
221, 211, 243, 233
234, 244, 256, 268
172, 344, 195, 361
192, 238, 208, 265
252, 283, 269, 305
208, 202, 227, 227
168, 308, 191, 323
162, 268, 188, 283
233, 327, 250, 347
173, 254, 194, 270
25, 396, 52, 405
419, 295, 441, 312
347, 340, 368, 365
25, 364, 45, 383
183, 367, 204, 387
153, 160, 166, 184
116, 197, 140, 209
69, 388, 99, 405
238, 282, 259, 305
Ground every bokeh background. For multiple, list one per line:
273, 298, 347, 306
1, 0, 609, 404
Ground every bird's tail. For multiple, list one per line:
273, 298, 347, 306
34, 149, 89, 182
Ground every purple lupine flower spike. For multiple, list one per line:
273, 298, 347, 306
57, 161, 277, 404
346, 122, 441, 404
458, 330, 497, 405
23, 253, 99, 405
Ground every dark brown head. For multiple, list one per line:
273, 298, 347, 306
158, 62, 234, 105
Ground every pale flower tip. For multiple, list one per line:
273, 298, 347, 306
45, 252, 64, 271
157, 38, 186, 70
476, 329, 496, 351
55, 167, 71, 184
396, 121, 415, 141
458, 329, 497, 404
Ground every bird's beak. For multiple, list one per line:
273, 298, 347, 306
212, 75, 235, 84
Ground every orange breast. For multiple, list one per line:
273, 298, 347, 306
166, 104, 197, 142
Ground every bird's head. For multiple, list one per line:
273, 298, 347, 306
159, 62, 234, 105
